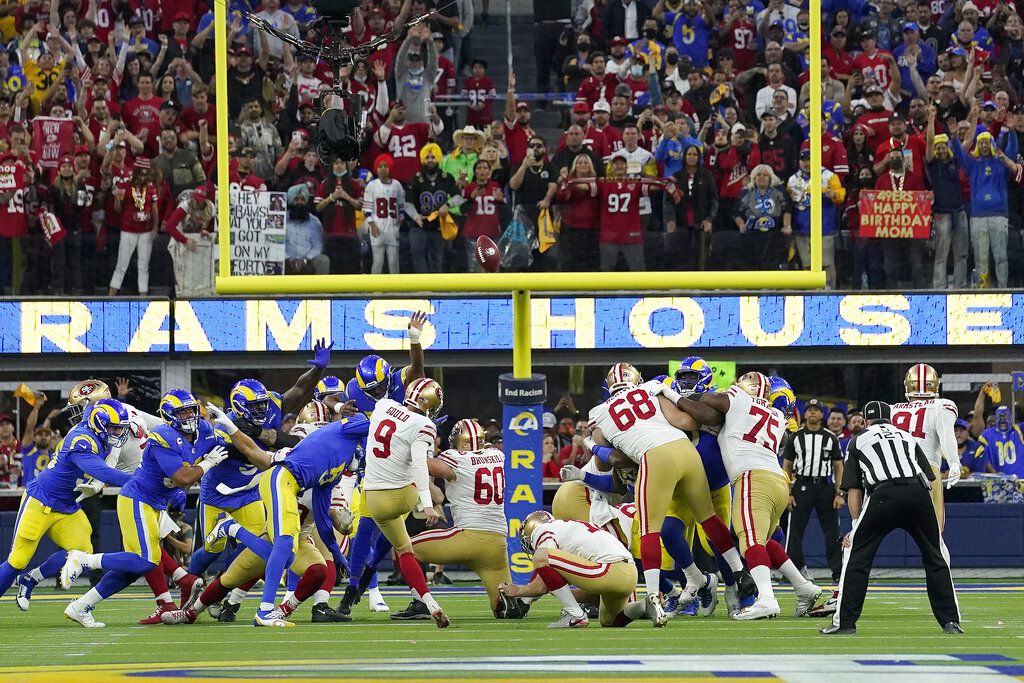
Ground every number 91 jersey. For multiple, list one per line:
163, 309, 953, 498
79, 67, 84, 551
363, 398, 437, 491
433, 447, 507, 534
718, 386, 787, 481
588, 381, 689, 464
890, 399, 958, 471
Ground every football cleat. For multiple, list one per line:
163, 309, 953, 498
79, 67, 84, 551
724, 584, 741, 617
645, 593, 668, 627
336, 585, 361, 616
138, 601, 178, 625
548, 610, 589, 629
311, 602, 352, 623
64, 602, 105, 628
496, 593, 530, 619
820, 623, 856, 635
177, 574, 205, 611
207, 601, 223, 620
160, 607, 200, 624
218, 600, 241, 622
678, 600, 699, 617
390, 600, 431, 620
664, 589, 681, 616
205, 517, 238, 547
697, 572, 719, 617
794, 581, 823, 618
367, 587, 390, 612
15, 574, 37, 611
59, 550, 88, 590
735, 569, 758, 601
430, 571, 453, 586
733, 597, 781, 621
806, 590, 838, 618
431, 608, 451, 629
253, 608, 295, 627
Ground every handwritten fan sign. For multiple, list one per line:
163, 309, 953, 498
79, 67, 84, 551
858, 189, 933, 239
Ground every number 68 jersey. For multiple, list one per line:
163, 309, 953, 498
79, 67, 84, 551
434, 447, 508, 534
588, 381, 690, 464
718, 386, 787, 482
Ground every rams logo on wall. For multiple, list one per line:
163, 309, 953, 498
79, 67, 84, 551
507, 411, 539, 437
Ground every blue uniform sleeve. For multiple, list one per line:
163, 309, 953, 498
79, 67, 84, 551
151, 444, 188, 479
582, 470, 616, 493
169, 488, 187, 510
341, 414, 371, 440
72, 451, 130, 487
311, 486, 343, 567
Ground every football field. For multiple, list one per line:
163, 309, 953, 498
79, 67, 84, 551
0, 581, 1023, 682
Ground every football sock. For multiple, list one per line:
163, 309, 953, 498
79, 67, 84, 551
321, 560, 336, 596
535, 567, 584, 618
286, 570, 300, 593
187, 547, 220, 576
227, 587, 247, 605
622, 600, 647, 620
0, 562, 16, 595
160, 550, 180, 577
698, 516, 743, 572
313, 589, 331, 606
750, 565, 775, 602
73, 587, 104, 609
660, 516, 695, 568
683, 563, 705, 590
294, 564, 326, 603
776, 559, 806, 586
261, 536, 296, 606
94, 569, 135, 600
170, 567, 187, 584
643, 569, 661, 595
144, 565, 171, 603
765, 539, 791, 570
347, 519, 376, 588
99, 552, 155, 575
195, 577, 227, 612
659, 575, 674, 595
715, 552, 736, 586
34, 550, 68, 581
396, 551, 431, 599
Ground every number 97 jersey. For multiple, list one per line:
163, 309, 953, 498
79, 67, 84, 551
588, 381, 690, 465
718, 386, 787, 482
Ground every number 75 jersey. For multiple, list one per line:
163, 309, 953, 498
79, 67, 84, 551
718, 386, 787, 482
588, 381, 690, 464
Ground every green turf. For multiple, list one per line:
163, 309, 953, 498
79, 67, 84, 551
1, 582, 1022, 678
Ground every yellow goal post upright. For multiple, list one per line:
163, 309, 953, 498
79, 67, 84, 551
212, 1, 825, 379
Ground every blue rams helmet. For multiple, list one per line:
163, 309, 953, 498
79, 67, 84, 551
652, 374, 672, 387
600, 380, 610, 402
229, 379, 271, 426
265, 391, 283, 430
356, 355, 392, 401
85, 398, 131, 448
314, 376, 346, 402
769, 376, 796, 416
673, 356, 713, 395
345, 377, 378, 415
995, 405, 1013, 432
159, 389, 201, 434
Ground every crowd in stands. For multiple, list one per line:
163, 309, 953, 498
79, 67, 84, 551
0, 0, 1021, 292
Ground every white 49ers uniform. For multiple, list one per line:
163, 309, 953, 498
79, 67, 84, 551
412, 448, 512, 613
530, 518, 638, 626
363, 398, 437, 549
718, 386, 789, 554
891, 399, 959, 524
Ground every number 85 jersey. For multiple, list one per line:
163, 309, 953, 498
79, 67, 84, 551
718, 386, 787, 481
588, 381, 690, 464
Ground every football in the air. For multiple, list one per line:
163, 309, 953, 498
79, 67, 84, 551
476, 236, 501, 272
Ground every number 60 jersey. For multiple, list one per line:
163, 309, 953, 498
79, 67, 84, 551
434, 447, 508, 534
588, 380, 691, 464
718, 386, 787, 482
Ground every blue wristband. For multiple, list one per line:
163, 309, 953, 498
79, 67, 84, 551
582, 471, 615, 493
592, 444, 615, 464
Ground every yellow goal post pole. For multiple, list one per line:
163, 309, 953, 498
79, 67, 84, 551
810, 2, 822, 273
215, 0, 231, 279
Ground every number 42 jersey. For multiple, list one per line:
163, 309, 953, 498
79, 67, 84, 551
588, 380, 689, 464
434, 447, 507, 534
718, 386, 787, 482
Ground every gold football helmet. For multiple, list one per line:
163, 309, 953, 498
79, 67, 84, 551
606, 362, 643, 396
736, 371, 771, 400
297, 400, 331, 426
519, 510, 554, 555
403, 377, 444, 418
904, 363, 939, 401
449, 418, 484, 452
67, 379, 113, 422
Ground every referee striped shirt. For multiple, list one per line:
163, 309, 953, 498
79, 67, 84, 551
782, 427, 843, 478
842, 421, 934, 491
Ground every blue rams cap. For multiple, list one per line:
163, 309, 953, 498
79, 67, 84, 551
954, 418, 969, 430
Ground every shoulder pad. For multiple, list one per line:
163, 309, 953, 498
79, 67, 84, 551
69, 433, 100, 454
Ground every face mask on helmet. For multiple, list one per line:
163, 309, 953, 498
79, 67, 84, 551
673, 371, 702, 392
173, 405, 200, 433
363, 378, 391, 401
246, 398, 270, 425
105, 422, 130, 447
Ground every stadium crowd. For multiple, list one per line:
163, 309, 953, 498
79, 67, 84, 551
2, 0, 1024, 294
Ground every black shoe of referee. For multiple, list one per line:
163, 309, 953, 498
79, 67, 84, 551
943, 622, 964, 634
820, 624, 856, 635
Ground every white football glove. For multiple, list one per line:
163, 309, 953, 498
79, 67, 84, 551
199, 445, 229, 473
74, 480, 104, 503
944, 463, 961, 489
559, 465, 583, 483
271, 449, 290, 464
205, 402, 238, 435
583, 436, 598, 453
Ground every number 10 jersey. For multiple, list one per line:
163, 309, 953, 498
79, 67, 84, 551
718, 386, 787, 481
588, 380, 690, 464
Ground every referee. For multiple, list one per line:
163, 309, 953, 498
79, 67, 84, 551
821, 401, 962, 635
782, 399, 845, 582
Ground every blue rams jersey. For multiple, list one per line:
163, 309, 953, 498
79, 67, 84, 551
18, 445, 52, 489
121, 421, 227, 511
344, 367, 410, 416
695, 430, 730, 490
282, 415, 370, 490
199, 412, 272, 509
979, 425, 1024, 478
27, 424, 129, 514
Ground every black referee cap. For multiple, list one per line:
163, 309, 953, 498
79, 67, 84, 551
863, 401, 891, 422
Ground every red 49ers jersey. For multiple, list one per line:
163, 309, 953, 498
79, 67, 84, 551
373, 122, 430, 184
852, 50, 895, 91
0, 163, 27, 238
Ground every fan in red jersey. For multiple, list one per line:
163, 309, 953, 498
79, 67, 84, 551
373, 102, 442, 184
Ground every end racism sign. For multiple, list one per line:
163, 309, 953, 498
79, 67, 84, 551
858, 189, 933, 239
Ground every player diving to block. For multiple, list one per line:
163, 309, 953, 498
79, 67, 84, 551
587, 363, 751, 624
60, 391, 266, 627
0, 400, 134, 610
500, 510, 660, 628
194, 404, 370, 627
661, 371, 822, 620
